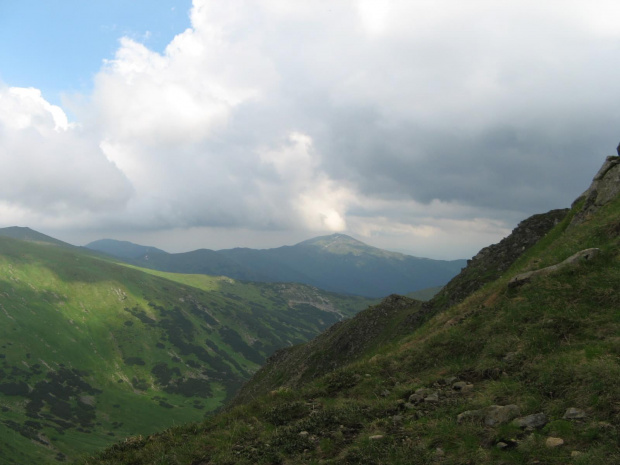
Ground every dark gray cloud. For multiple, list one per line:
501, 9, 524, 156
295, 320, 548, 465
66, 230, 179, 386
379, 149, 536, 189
315, 109, 611, 215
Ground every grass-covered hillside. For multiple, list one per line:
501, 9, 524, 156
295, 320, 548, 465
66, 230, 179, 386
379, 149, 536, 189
0, 238, 373, 464
80, 157, 620, 464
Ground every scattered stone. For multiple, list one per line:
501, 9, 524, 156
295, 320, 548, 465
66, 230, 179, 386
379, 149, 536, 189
416, 388, 435, 396
545, 437, 564, 448
299, 431, 309, 437
484, 405, 521, 426
512, 413, 548, 430
591, 421, 613, 430
381, 389, 391, 397
403, 402, 415, 410
496, 442, 509, 450
457, 410, 483, 424
452, 381, 473, 392
563, 408, 587, 420
457, 405, 520, 426
365, 374, 371, 378
369, 435, 384, 440
435, 447, 445, 457
571, 451, 583, 458
444, 376, 458, 385
392, 415, 403, 423
410, 389, 438, 403
395, 399, 405, 406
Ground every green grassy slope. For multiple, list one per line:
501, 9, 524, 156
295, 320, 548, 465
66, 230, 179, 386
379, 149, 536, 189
232, 294, 426, 405
0, 238, 372, 464
79, 161, 620, 464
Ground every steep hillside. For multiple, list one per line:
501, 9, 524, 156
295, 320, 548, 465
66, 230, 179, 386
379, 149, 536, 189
0, 238, 372, 464
234, 208, 568, 404
233, 294, 425, 405
87, 234, 467, 298
81, 156, 620, 465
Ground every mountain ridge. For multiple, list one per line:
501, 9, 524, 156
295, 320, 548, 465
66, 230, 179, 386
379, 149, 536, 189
85, 238, 167, 260
86, 233, 467, 298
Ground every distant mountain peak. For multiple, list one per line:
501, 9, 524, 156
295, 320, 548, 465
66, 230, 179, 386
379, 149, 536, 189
297, 233, 365, 247
295, 233, 401, 260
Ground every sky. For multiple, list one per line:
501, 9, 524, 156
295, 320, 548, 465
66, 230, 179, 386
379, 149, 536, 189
1, 0, 619, 260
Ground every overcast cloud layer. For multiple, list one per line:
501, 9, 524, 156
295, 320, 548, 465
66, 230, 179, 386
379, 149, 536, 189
1, 0, 620, 259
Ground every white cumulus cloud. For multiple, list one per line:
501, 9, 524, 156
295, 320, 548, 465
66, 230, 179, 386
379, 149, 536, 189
0, 85, 133, 227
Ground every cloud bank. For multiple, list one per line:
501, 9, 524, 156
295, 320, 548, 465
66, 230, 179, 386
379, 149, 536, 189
2, 0, 620, 258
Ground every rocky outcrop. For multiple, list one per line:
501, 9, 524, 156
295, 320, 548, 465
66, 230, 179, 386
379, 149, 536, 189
508, 248, 600, 287
571, 155, 620, 226
457, 404, 521, 426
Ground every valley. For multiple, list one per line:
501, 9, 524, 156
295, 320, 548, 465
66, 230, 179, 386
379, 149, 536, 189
0, 236, 373, 464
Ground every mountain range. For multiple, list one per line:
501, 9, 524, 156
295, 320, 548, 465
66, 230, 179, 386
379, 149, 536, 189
86, 234, 467, 298
79, 155, 620, 465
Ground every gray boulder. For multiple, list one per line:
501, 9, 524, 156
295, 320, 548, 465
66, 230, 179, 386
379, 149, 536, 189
512, 413, 548, 430
563, 407, 587, 420
457, 404, 520, 426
